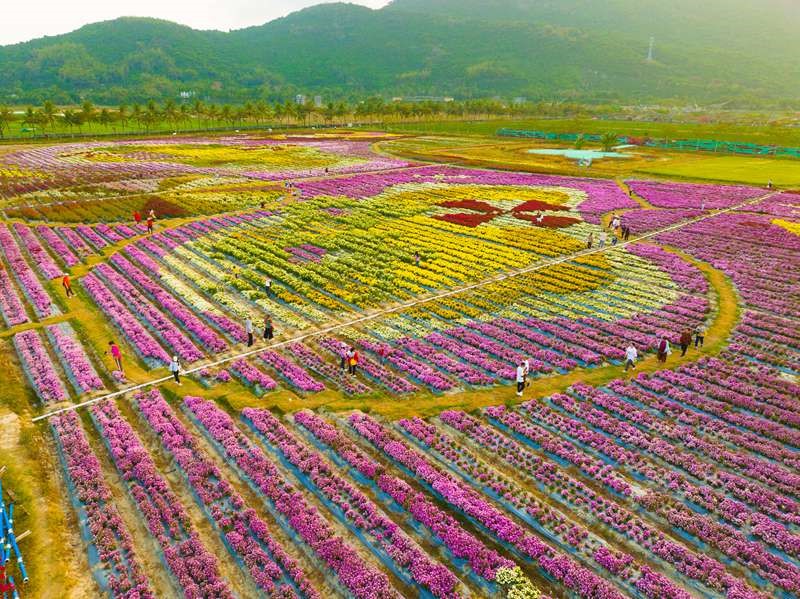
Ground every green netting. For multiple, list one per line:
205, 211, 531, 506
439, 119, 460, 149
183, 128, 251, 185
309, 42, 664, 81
497, 129, 800, 159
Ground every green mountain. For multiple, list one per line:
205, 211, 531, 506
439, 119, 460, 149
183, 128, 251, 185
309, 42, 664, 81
1, 0, 798, 106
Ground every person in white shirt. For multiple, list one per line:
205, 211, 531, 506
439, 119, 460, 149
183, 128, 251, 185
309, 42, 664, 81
516, 362, 526, 396
624, 344, 638, 371
169, 355, 182, 385
599, 231, 607, 248
245, 317, 254, 347
264, 277, 273, 297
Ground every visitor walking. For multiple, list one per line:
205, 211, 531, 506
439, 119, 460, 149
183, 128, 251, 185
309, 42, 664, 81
622, 225, 631, 241
767, 180, 773, 189
341, 346, 349, 371
169, 355, 182, 385
624, 343, 638, 371
611, 234, 619, 246
611, 215, 621, 231
62, 273, 74, 297
134, 211, 142, 225
414, 251, 421, 266
679, 329, 693, 356
245, 317, 254, 347
599, 231, 607, 248
516, 362, 526, 397
694, 324, 706, 348
263, 316, 274, 341
107, 341, 123, 372
523, 358, 531, 388
264, 277, 272, 297
146, 215, 154, 235
657, 336, 671, 363
587, 232, 594, 249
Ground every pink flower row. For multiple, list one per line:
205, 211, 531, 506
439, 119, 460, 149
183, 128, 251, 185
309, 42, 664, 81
91, 398, 233, 597
51, 411, 154, 598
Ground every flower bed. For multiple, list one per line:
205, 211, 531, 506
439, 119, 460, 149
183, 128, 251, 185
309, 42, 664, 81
45, 322, 104, 394
13, 329, 69, 404
51, 411, 154, 598
178, 397, 391, 598
90, 398, 234, 597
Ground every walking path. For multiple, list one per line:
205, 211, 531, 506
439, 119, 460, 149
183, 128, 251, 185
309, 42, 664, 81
31, 190, 776, 422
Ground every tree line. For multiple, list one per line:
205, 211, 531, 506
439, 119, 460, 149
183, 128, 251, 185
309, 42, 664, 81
0, 97, 614, 138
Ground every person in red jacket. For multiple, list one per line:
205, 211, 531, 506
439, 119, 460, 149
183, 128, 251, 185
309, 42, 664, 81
62, 273, 74, 297
133, 210, 142, 225
348, 349, 359, 375
679, 329, 693, 356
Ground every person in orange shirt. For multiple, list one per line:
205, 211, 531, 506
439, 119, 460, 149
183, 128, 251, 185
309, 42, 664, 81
62, 273, 74, 297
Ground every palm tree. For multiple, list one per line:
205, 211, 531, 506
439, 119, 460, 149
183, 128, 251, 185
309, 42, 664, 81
162, 99, 178, 129
80, 100, 95, 125
131, 104, 143, 130
98, 108, 112, 129
600, 131, 618, 152
42, 101, 57, 129
0, 106, 14, 138
118, 104, 129, 129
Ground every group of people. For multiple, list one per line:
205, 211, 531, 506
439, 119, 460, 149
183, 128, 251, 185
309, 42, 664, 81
245, 315, 274, 347
624, 323, 706, 372
586, 215, 631, 250
133, 209, 156, 235
340, 345, 360, 375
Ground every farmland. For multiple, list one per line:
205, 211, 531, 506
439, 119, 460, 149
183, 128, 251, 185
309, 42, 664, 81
1, 131, 798, 598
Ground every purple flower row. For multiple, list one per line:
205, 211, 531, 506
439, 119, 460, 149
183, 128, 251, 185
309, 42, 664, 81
229, 359, 278, 395
188, 400, 387, 598
538, 391, 800, 559
36, 224, 80, 266
293, 410, 514, 583
13, 329, 69, 404
0, 263, 28, 326
82, 272, 171, 365
51, 411, 154, 598
603, 379, 800, 524
95, 263, 203, 363
91, 397, 234, 597
0, 224, 55, 318
359, 339, 454, 391
109, 254, 227, 354
12, 223, 62, 279
351, 412, 624, 598
627, 180, 762, 209
318, 337, 418, 394
260, 351, 325, 393
287, 343, 371, 395
175, 396, 319, 598
394, 336, 495, 386
440, 410, 764, 598
400, 415, 689, 599
76, 224, 109, 250
45, 322, 105, 394
245, 407, 461, 598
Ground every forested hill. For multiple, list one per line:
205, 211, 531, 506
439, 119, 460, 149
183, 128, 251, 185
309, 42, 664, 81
1, 0, 798, 106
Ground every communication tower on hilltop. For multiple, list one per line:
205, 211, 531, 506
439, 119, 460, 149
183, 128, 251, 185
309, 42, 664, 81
647, 37, 655, 61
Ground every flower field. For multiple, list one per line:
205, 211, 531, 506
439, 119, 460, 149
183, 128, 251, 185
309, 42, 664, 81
2, 133, 799, 599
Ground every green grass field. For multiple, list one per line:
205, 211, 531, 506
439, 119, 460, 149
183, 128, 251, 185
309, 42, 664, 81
386, 118, 800, 148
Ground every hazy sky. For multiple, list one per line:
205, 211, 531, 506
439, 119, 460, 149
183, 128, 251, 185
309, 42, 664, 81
1, 0, 391, 46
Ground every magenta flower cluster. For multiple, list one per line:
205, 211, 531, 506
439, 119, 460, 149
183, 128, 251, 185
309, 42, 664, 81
51, 411, 154, 598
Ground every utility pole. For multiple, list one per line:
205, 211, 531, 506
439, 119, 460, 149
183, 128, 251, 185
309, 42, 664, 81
647, 37, 655, 61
